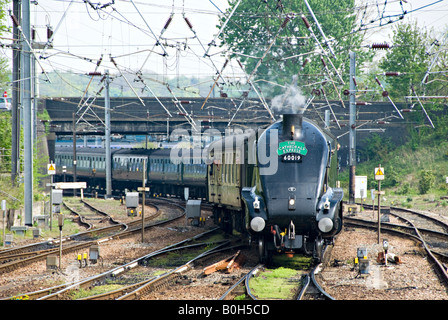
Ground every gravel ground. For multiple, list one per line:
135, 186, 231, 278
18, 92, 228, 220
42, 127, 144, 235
143, 248, 259, 300
319, 222, 448, 300
0, 202, 217, 299
2, 199, 447, 300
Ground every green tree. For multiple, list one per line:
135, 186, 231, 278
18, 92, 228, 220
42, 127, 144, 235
379, 21, 432, 99
219, 0, 371, 97
0, 0, 10, 90
358, 133, 395, 163
379, 21, 448, 148
0, 112, 12, 171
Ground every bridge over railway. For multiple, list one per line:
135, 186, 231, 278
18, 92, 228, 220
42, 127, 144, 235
42, 96, 416, 165
42, 97, 274, 137
42, 96, 411, 136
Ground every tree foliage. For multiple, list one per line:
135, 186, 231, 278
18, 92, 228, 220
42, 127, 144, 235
0, 112, 12, 171
219, 0, 370, 96
0, 0, 10, 90
379, 21, 432, 99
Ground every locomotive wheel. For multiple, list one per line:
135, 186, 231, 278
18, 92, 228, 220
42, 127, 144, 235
313, 237, 324, 263
257, 236, 272, 264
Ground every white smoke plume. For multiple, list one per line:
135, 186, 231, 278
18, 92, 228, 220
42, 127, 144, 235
271, 75, 308, 114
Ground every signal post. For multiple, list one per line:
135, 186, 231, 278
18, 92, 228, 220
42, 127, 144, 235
374, 165, 385, 244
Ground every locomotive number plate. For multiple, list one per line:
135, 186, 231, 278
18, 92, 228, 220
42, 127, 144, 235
281, 153, 302, 162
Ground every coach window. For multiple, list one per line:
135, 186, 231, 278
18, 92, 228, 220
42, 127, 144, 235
230, 164, 233, 184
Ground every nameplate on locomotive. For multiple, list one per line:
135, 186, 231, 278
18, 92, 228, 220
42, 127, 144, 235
277, 140, 308, 160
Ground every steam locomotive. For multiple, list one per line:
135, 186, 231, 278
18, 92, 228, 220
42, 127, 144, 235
54, 113, 343, 262
207, 114, 343, 262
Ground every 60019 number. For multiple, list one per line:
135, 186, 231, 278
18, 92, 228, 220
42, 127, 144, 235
281, 154, 302, 162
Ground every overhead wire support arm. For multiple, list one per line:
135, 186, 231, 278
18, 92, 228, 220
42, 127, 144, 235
421, 32, 448, 85
181, 13, 244, 120
135, 72, 172, 117
10, 15, 51, 83
201, 59, 229, 110
301, 14, 344, 85
374, 77, 404, 119
76, 55, 104, 124
247, 15, 292, 83
303, 0, 336, 59
138, 12, 174, 72
203, 0, 242, 58
227, 15, 295, 125
182, 12, 224, 77
76, 76, 107, 128
166, 84, 199, 132
226, 59, 275, 126
320, 86, 341, 129
110, 56, 145, 106
130, 0, 168, 57
319, 56, 346, 108
39, 0, 74, 58
410, 85, 435, 129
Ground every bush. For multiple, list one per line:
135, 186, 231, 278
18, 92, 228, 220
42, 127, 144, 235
397, 183, 410, 195
418, 170, 435, 194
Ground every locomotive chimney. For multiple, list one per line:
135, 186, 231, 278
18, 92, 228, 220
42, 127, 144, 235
282, 114, 303, 140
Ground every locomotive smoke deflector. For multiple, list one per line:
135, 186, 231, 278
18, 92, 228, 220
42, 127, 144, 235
282, 113, 303, 140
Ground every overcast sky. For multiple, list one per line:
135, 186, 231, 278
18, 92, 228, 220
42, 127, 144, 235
3, 0, 448, 87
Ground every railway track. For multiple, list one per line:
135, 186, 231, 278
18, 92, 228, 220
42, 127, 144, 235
345, 205, 448, 287
3, 198, 447, 300
1, 197, 235, 300
220, 245, 335, 300
1, 228, 229, 300
0, 198, 183, 287
296, 264, 335, 300
40, 228, 227, 300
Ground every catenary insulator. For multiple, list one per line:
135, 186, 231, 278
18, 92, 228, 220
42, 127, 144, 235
320, 57, 327, 68
184, 17, 193, 29
281, 16, 291, 29
301, 15, 311, 29
302, 58, 309, 67
371, 43, 390, 49
163, 17, 173, 30
375, 77, 382, 86
47, 26, 53, 40
385, 72, 400, 76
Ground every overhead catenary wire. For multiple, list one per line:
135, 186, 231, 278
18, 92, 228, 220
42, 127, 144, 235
7, 0, 445, 137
